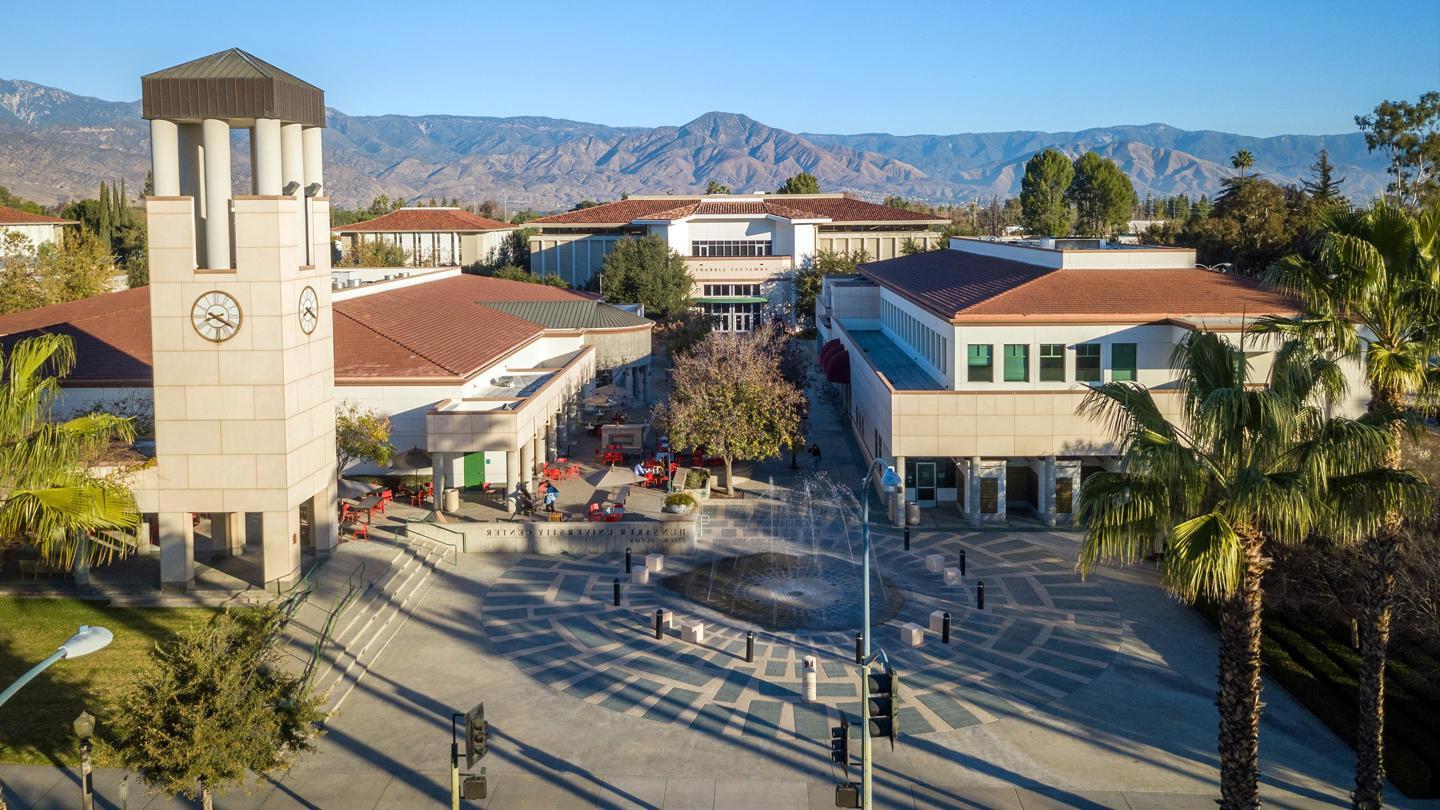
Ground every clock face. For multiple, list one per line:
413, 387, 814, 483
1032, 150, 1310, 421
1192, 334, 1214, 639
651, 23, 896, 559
191, 291, 242, 342
298, 286, 319, 335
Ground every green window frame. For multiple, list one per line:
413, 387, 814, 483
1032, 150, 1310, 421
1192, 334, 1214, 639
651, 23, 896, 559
1112, 343, 1138, 382
967, 344, 993, 382
1003, 344, 1029, 382
1076, 343, 1102, 383
1039, 344, 1065, 382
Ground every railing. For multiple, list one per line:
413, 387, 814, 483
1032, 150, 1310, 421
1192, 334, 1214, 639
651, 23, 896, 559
302, 560, 368, 686
397, 518, 462, 566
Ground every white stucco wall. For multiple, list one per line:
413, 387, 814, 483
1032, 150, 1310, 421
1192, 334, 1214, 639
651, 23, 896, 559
0, 223, 66, 251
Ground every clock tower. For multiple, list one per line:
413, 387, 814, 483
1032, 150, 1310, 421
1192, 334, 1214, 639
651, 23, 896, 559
142, 49, 337, 592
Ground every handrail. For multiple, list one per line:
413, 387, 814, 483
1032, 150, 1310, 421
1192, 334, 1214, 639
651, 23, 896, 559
303, 560, 367, 686
397, 518, 462, 566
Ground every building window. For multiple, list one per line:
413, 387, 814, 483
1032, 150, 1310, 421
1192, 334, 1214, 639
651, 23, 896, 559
1003, 344, 1029, 382
691, 240, 773, 257
967, 344, 993, 382
1112, 343, 1138, 382
1076, 343, 1102, 383
1040, 344, 1065, 382
979, 478, 999, 514
702, 284, 761, 297
700, 302, 760, 332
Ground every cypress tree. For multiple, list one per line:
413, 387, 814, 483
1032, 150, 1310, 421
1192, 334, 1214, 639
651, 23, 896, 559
98, 181, 112, 246
1301, 149, 1347, 205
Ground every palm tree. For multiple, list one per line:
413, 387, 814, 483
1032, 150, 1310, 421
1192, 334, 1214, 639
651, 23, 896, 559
1253, 200, 1439, 809
1232, 149, 1255, 181
0, 333, 141, 568
1076, 332, 1420, 809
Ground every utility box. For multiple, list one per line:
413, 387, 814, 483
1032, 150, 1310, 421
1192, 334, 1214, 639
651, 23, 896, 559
835, 783, 861, 808
461, 775, 488, 800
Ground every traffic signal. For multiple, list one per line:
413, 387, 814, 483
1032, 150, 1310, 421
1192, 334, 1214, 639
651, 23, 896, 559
866, 667, 900, 748
829, 718, 850, 771
464, 703, 488, 768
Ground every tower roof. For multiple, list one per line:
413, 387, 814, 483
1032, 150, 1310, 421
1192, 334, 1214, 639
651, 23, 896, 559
142, 48, 324, 127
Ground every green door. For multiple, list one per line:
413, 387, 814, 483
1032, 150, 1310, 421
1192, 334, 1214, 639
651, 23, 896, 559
462, 452, 486, 489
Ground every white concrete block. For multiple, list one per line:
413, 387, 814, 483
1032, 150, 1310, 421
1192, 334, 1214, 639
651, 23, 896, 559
928, 610, 948, 634
925, 554, 946, 573
682, 622, 705, 644
631, 565, 650, 585
900, 623, 924, 647
645, 553, 664, 573
943, 567, 963, 586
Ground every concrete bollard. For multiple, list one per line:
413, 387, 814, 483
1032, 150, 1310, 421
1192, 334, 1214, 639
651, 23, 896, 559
802, 655, 818, 702
977, 580, 985, 610
942, 611, 952, 644
904, 525, 911, 550
625, 546, 632, 574
746, 631, 755, 663
613, 577, 621, 606
855, 632, 864, 665
654, 609, 665, 639
960, 549, 967, 576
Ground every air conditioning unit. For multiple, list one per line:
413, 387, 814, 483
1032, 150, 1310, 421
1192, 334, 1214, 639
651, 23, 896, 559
492, 376, 516, 388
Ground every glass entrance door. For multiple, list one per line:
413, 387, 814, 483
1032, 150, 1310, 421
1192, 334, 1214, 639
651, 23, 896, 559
916, 461, 937, 506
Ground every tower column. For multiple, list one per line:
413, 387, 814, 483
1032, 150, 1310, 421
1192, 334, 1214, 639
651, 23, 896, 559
158, 512, 195, 593
252, 118, 283, 195
201, 118, 232, 269
302, 126, 324, 195
261, 509, 301, 591
178, 123, 205, 266
211, 512, 246, 557
519, 441, 534, 495
149, 119, 180, 196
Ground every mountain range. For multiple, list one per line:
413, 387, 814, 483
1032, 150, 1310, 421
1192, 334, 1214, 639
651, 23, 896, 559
0, 77, 1389, 211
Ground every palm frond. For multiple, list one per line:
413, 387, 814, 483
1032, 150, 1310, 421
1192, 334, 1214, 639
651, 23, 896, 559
1162, 513, 1243, 601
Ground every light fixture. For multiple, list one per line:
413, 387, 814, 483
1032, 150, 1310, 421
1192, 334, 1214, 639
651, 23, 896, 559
59, 626, 113, 660
305, 182, 322, 198
73, 710, 95, 740
282, 180, 301, 196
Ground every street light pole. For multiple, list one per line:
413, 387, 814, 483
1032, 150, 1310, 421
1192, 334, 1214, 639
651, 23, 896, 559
858, 458, 900, 810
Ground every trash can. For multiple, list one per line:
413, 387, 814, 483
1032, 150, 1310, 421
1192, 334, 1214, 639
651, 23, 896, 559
906, 502, 921, 526
443, 487, 460, 513
802, 655, 818, 703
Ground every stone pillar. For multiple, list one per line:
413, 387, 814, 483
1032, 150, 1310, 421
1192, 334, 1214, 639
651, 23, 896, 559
252, 118, 282, 195
178, 123, 205, 266
966, 456, 982, 528
261, 509, 301, 592
211, 512, 246, 557
506, 449, 522, 498
280, 122, 306, 260
545, 418, 557, 463
431, 451, 449, 499
519, 440, 534, 494
136, 515, 158, 555
534, 430, 547, 482
149, 119, 180, 196
313, 479, 339, 557
158, 511, 195, 592
200, 118, 232, 269
302, 126, 324, 194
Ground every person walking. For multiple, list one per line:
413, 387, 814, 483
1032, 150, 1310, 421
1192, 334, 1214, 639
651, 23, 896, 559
809, 443, 822, 472
543, 481, 559, 513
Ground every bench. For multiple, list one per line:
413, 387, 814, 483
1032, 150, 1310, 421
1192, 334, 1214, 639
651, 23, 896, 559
682, 622, 706, 644
19, 560, 68, 580
900, 622, 925, 647
925, 554, 946, 573
631, 565, 651, 585
645, 553, 664, 573
943, 567, 963, 586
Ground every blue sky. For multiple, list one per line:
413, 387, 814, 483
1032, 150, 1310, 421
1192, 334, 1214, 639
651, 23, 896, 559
3, 0, 1436, 136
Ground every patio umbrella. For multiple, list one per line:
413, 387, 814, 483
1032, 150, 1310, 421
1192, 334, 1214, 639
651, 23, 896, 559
585, 465, 637, 489
390, 447, 433, 473
581, 393, 615, 407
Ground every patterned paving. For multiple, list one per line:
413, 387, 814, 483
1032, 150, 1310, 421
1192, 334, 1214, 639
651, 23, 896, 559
480, 503, 1122, 744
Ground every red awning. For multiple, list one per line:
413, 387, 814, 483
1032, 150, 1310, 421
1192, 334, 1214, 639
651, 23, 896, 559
819, 338, 842, 364
823, 348, 850, 384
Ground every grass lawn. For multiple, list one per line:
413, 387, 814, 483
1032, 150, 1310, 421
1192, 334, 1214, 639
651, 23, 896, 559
0, 598, 216, 766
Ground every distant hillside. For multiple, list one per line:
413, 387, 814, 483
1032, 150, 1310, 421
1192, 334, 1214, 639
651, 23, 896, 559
0, 77, 1390, 209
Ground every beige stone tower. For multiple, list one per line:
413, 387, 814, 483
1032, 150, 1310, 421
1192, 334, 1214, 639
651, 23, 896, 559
142, 49, 337, 592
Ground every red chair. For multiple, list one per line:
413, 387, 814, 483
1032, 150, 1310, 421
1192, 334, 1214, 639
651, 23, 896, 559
340, 503, 356, 524
350, 522, 369, 541
606, 504, 625, 522
409, 491, 423, 507
587, 503, 603, 522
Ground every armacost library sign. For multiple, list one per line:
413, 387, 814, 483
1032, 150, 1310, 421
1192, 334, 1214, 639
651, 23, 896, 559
409, 519, 697, 554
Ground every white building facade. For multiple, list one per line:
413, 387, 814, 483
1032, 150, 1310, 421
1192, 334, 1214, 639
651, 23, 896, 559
816, 237, 1369, 526
0, 206, 76, 252
332, 207, 515, 268
528, 194, 945, 329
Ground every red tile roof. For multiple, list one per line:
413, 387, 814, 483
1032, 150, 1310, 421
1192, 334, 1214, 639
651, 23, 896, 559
333, 208, 512, 233
861, 250, 1301, 323
0, 205, 76, 225
531, 195, 945, 225
0, 274, 624, 385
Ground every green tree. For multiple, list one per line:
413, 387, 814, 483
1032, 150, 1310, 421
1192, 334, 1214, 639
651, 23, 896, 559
337, 238, 408, 268
488, 265, 570, 288
110, 607, 324, 810
1077, 332, 1423, 810
792, 249, 868, 331
1067, 152, 1135, 237
1254, 200, 1440, 808
1019, 148, 1075, 236
336, 401, 395, 478
664, 309, 720, 357
599, 236, 693, 320
0, 229, 118, 315
1302, 149, 1348, 206
0, 333, 139, 569
882, 195, 913, 210
704, 180, 731, 194
0, 186, 44, 214
775, 172, 820, 194
1231, 149, 1256, 180
1169, 180, 1315, 276
655, 322, 805, 494
1355, 91, 1440, 207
